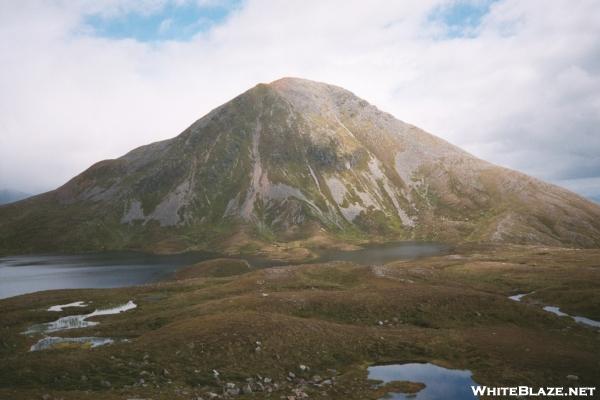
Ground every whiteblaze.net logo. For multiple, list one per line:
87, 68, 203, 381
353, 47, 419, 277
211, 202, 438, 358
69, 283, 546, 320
471, 386, 597, 397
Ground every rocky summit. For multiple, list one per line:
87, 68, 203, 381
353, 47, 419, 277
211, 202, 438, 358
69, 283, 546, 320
1, 77, 600, 255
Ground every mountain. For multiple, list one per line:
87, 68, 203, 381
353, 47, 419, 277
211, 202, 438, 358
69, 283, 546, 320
1, 78, 600, 255
0, 189, 30, 205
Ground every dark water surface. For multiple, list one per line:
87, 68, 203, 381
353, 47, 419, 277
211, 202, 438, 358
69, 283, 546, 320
368, 362, 478, 400
0, 242, 448, 300
0, 251, 218, 299
316, 242, 449, 265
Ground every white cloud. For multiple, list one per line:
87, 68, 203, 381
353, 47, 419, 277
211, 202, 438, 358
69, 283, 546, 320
1, 0, 599, 200
158, 18, 173, 33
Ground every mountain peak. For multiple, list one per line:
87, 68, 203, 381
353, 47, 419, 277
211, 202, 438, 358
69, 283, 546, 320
269, 76, 352, 98
1, 79, 600, 255
269, 76, 333, 88
265, 77, 367, 127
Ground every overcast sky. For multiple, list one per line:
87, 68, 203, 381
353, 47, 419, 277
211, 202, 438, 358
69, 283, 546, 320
1, 0, 599, 202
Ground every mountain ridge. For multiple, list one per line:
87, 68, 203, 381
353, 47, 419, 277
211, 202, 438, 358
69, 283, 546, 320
0, 189, 30, 205
2, 77, 600, 255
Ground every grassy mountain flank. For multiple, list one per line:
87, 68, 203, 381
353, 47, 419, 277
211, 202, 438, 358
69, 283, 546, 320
1, 78, 600, 255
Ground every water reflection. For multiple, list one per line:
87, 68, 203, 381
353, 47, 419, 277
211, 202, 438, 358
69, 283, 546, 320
24, 301, 136, 334
316, 242, 450, 265
368, 362, 478, 400
509, 294, 600, 329
30, 336, 114, 351
0, 251, 224, 299
0, 242, 449, 299
48, 301, 87, 312
508, 292, 533, 302
543, 306, 600, 328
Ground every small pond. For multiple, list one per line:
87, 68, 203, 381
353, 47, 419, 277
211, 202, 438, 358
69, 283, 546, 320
24, 300, 137, 351
24, 301, 137, 334
368, 362, 478, 400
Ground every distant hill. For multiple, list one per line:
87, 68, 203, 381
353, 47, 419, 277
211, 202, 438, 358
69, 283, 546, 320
0, 189, 30, 205
1, 78, 600, 255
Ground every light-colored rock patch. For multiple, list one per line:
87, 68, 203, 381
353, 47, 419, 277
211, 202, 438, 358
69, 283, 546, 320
324, 176, 347, 205
148, 179, 192, 226
367, 157, 415, 227
121, 200, 145, 224
241, 121, 267, 219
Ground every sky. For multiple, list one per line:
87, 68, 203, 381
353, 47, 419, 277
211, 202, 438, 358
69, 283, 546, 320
0, 0, 599, 203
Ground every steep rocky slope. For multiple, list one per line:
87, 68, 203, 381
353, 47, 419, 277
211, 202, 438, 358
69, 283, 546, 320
1, 78, 600, 254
